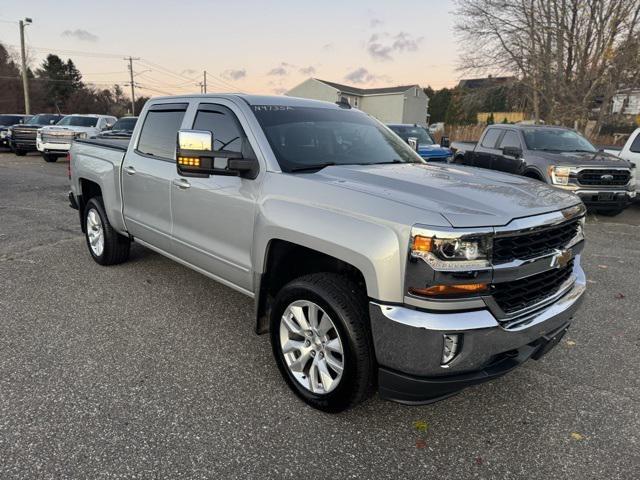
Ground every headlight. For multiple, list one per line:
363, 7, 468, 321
0, 130, 6, 139
6, 128, 12, 138
548, 166, 576, 185
630, 165, 637, 190
410, 229, 492, 270
75, 132, 88, 139
37, 131, 42, 139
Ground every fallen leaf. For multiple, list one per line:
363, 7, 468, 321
597, 265, 608, 269
565, 340, 576, 347
614, 293, 625, 299
413, 420, 429, 433
415, 438, 427, 449
570, 432, 585, 441
587, 279, 597, 284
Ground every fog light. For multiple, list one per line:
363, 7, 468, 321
442, 334, 460, 365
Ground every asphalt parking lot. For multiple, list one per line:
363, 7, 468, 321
1, 151, 639, 479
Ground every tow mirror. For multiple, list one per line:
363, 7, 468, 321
440, 136, 450, 148
176, 129, 258, 179
502, 146, 523, 158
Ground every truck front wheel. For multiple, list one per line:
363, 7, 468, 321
270, 273, 374, 412
42, 153, 58, 163
84, 196, 130, 265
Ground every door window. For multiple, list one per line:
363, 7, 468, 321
630, 134, 640, 153
137, 107, 187, 160
192, 105, 245, 153
481, 129, 501, 148
499, 131, 521, 149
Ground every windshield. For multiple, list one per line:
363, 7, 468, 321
112, 117, 137, 131
387, 125, 435, 146
522, 128, 596, 153
0, 115, 26, 126
26, 114, 61, 126
57, 116, 98, 127
252, 106, 424, 172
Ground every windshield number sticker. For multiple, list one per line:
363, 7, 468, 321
252, 105, 294, 112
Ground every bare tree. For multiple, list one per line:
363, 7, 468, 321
454, 0, 640, 128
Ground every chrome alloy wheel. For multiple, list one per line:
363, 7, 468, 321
279, 300, 345, 394
86, 208, 104, 257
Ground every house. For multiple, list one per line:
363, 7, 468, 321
457, 76, 516, 89
286, 78, 429, 126
612, 89, 640, 117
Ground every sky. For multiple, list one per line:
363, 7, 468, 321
0, 0, 460, 98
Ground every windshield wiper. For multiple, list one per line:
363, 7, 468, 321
289, 162, 336, 173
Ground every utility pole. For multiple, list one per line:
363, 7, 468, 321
203, 70, 207, 94
125, 56, 140, 115
19, 18, 32, 115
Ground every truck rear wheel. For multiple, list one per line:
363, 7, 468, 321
84, 196, 130, 265
42, 153, 58, 163
14, 149, 26, 157
270, 273, 374, 412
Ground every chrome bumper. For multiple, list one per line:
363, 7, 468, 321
370, 262, 586, 379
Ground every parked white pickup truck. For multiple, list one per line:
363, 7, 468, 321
37, 114, 117, 162
68, 94, 587, 412
605, 128, 640, 195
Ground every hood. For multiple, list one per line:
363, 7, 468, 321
39, 125, 98, 134
11, 124, 45, 130
530, 150, 632, 168
417, 144, 451, 159
310, 163, 581, 227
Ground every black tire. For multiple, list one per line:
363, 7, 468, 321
83, 196, 130, 265
270, 273, 374, 412
14, 149, 26, 157
42, 153, 58, 163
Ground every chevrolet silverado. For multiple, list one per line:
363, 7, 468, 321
69, 95, 587, 412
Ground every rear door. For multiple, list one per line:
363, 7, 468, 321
494, 129, 525, 174
122, 102, 188, 252
473, 128, 502, 169
170, 101, 260, 292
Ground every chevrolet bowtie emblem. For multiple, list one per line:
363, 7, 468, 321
600, 174, 614, 181
551, 249, 573, 269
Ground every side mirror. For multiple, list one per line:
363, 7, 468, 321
176, 129, 258, 179
440, 136, 450, 148
502, 146, 523, 158
407, 137, 419, 151
49, 120, 56, 125
103, 123, 113, 131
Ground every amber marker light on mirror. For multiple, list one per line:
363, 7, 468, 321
409, 283, 488, 297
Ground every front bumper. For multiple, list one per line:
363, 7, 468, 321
37, 139, 72, 154
370, 263, 586, 404
9, 139, 37, 151
575, 189, 635, 209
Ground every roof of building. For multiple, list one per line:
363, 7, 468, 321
314, 79, 420, 96
457, 76, 516, 89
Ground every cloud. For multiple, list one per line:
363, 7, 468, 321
222, 69, 247, 81
370, 18, 383, 28
267, 62, 290, 76
322, 43, 334, 52
366, 32, 423, 61
181, 69, 197, 76
61, 29, 98, 42
344, 67, 380, 84
299, 66, 316, 75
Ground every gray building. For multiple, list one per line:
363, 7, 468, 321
286, 78, 429, 126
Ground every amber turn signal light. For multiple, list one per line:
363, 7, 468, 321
178, 156, 201, 167
409, 283, 488, 297
412, 235, 433, 253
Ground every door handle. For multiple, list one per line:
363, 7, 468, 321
123, 165, 136, 175
172, 178, 191, 189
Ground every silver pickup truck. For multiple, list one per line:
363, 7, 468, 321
69, 94, 587, 412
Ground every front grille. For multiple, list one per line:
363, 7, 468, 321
492, 219, 580, 264
491, 260, 574, 314
577, 169, 630, 186
41, 132, 74, 144
12, 128, 37, 142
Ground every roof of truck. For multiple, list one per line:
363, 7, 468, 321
149, 94, 347, 110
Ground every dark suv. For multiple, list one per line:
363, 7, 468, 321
9, 114, 65, 155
